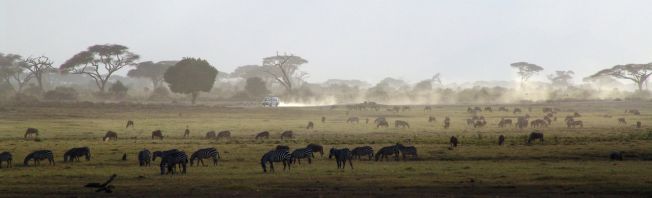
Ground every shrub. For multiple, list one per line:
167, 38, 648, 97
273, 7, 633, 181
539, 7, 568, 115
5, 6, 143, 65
44, 87, 78, 101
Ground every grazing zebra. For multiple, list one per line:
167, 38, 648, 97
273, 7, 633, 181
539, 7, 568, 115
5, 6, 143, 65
610, 151, 624, 161
24, 128, 39, 139
160, 151, 188, 175
126, 120, 134, 128
498, 135, 505, 146
152, 149, 181, 161
306, 121, 314, 129
260, 149, 292, 173
0, 152, 12, 168
138, 149, 151, 167
307, 143, 324, 157
375, 145, 399, 161
329, 148, 353, 170
217, 130, 231, 140
291, 147, 313, 164
376, 120, 389, 128
255, 131, 270, 140
24, 150, 55, 166
276, 145, 290, 150
103, 131, 118, 141
527, 132, 544, 144
183, 125, 190, 138
395, 120, 410, 128
190, 147, 220, 166
152, 130, 164, 140
351, 146, 374, 160
450, 136, 458, 148
280, 130, 293, 140
396, 144, 417, 160
346, 117, 360, 124
205, 131, 216, 139
64, 147, 91, 162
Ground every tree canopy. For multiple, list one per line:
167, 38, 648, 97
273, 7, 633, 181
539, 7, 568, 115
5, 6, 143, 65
547, 70, 574, 87
128, 61, 176, 89
510, 62, 544, 82
244, 77, 270, 99
60, 44, 139, 92
163, 57, 218, 104
260, 53, 308, 94
0, 53, 32, 93
588, 63, 652, 91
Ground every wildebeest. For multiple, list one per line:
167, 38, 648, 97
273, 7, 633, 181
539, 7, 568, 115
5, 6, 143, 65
396, 144, 417, 160
24, 150, 55, 166
637, 121, 642, 128
618, 118, 627, 125
321, 116, 326, 123
306, 121, 314, 129
626, 109, 641, 115
280, 130, 293, 139
375, 145, 399, 161
24, 128, 39, 139
610, 151, 623, 161
351, 146, 374, 160
513, 108, 522, 114
329, 148, 353, 170
498, 135, 505, 145
527, 132, 544, 144
307, 143, 324, 157
428, 116, 436, 123
255, 131, 270, 140
346, 117, 360, 124
0, 152, 12, 168
138, 149, 151, 167
498, 118, 512, 128
376, 120, 389, 128
484, 107, 492, 112
276, 145, 290, 150
126, 120, 134, 128
217, 130, 231, 140
205, 131, 216, 139
151, 130, 164, 140
395, 120, 410, 128
473, 120, 487, 128
567, 120, 583, 128
64, 147, 91, 162
542, 107, 553, 113
450, 136, 458, 148
424, 106, 432, 112
573, 112, 582, 117
103, 131, 118, 141
443, 117, 451, 129
530, 119, 547, 128
498, 106, 509, 112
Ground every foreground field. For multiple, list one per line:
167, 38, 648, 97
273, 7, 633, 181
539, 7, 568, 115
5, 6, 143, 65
0, 101, 651, 197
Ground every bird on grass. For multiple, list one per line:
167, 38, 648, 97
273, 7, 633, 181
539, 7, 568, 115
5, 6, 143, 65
84, 174, 117, 193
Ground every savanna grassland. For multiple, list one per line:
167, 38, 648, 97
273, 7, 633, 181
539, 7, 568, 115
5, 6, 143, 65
0, 100, 651, 197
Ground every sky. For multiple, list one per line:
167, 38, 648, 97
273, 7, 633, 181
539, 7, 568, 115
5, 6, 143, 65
2, 0, 652, 84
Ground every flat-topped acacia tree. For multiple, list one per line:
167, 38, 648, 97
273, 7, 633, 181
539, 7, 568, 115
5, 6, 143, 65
588, 63, 652, 91
163, 57, 218, 104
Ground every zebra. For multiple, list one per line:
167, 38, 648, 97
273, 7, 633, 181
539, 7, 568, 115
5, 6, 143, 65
126, 120, 134, 128
190, 147, 220, 166
260, 149, 292, 173
138, 149, 151, 167
217, 130, 231, 140
306, 121, 314, 129
306, 143, 324, 157
160, 150, 188, 175
103, 131, 118, 141
205, 131, 216, 139
152, 130, 164, 140
255, 131, 270, 140
396, 144, 417, 160
351, 146, 374, 160
24, 128, 39, 139
0, 152, 12, 168
321, 116, 326, 123
376, 120, 389, 128
280, 130, 293, 139
375, 145, 399, 161
329, 148, 353, 170
63, 147, 91, 162
291, 147, 313, 164
395, 120, 410, 128
24, 150, 55, 166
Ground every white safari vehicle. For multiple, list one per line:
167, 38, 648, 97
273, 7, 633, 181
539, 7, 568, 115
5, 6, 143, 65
262, 96, 280, 107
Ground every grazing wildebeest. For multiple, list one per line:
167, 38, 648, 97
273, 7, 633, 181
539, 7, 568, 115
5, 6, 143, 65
329, 148, 353, 170
24, 128, 39, 139
484, 107, 492, 112
255, 131, 270, 140
618, 118, 627, 125
205, 131, 216, 139
530, 119, 547, 128
103, 131, 118, 141
450, 136, 458, 148
190, 147, 220, 166
260, 149, 292, 173
346, 117, 360, 124
307, 143, 324, 157
473, 120, 487, 128
610, 151, 623, 161
574, 112, 582, 117
498, 135, 505, 145
280, 130, 293, 139
365, 118, 369, 124
183, 126, 190, 139
637, 121, 642, 128
395, 120, 410, 128
424, 106, 432, 112
151, 130, 164, 140
291, 147, 313, 164
126, 120, 134, 128
428, 116, 436, 123
375, 145, 399, 161
276, 145, 290, 150
321, 116, 326, 123
498, 118, 513, 128
217, 130, 231, 140
64, 147, 91, 162
498, 106, 508, 112
376, 120, 389, 128
626, 109, 641, 115
513, 108, 522, 114
0, 152, 12, 168
306, 121, 314, 129
443, 117, 451, 129
567, 120, 583, 128
527, 132, 544, 144
396, 144, 417, 160
24, 150, 55, 166
138, 149, 151, 166
351, 146, 374, 160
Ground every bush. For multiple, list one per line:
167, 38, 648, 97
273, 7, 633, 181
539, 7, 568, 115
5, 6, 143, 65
149, 86, 171, 100
44, 87, 78, 101
109, 81, 128, 99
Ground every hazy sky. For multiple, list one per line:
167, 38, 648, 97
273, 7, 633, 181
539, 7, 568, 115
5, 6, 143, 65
2, 0, 652, 84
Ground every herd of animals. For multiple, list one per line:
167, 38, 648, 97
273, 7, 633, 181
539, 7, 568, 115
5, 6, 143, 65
0, 105, 643, 175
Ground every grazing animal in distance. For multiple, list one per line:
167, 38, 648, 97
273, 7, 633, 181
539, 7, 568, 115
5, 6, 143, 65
376, 120, 389, 128
626, 109, 641, 115
396, 144, 417, 160
255, 131, 270, 140
351, 146, 374, 160
280, 130, 293, 139
151, 130, 164, 140
484, 107, 492, 112
498, 118, 513, 128
395, 120, 410, 128
24, 128, 39, 139
24, 150, 55, 166
618, 118, 627, 125
573, 112, 582, 117
424, 106, 432, 112
103, 131, 118, 141
610, 151, 623, 161
374, 117, 386, 124
567, 120, 583, 128
321, 116, 326, 123
375, 145, 399, 161
513, 108, 522, 114
637, 121, 642, 128
122, 153, 127, 161
498, 135, 505, 146
190, 147, 220, 166
260, 149, 292, 173
527, 132, 544, 144
306, 121, 314, 130
152, 149, 180, 162
217, 130, 231, 140
329, 148, 353, 170
450, 136, 458, 148
0, 152, 12, 168
160, 151, 188, 175
126, 120, 134, 128
183, 126, 190, 138
428, 116, 436, 123
205, 131, 216, 139
291, 147, 313, 164
307, 144, 324, 157
84, 174, 117, 193
443, 117, 451, 129
346, 117, 360, 124
138, 149, 151, 167
498, 106, 508, 112
64, 147, 91, 162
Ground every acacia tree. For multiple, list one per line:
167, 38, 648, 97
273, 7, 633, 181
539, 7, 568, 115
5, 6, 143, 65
163, 57, 218, 104
244, 77, 270, 98
510, 62, 544, 88
547, 70, 574, 87
23, 56, 55, 93
260, 53, 308, 94
59, 44, 139, 93
128, 61, 175, 89
0, 53, 32, 93
588, 63, 652, 91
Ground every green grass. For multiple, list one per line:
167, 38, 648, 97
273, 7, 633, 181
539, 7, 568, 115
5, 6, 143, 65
0, 101, 651, 197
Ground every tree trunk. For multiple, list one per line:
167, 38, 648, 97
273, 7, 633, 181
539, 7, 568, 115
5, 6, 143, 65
191, 92, 199, 105
637, 80, 644, 91
36, 76, 44, 93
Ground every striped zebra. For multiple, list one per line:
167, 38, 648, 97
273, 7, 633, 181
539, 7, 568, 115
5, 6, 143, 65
306, 143, 324, 157
0, 152, 12, 168
351, 146, 374, 160
291, 147, 313, 164
375, 145, 399, 161
24, 150, 55, 166
217, 130, 231, 140
152, 149, 180, 161
160, 150, 188, 175
396, 144, 417, 160
329, 148, 353, 170
260, 149, 292, 173
190, 147, 220, 166
64, 147, 91, 162
138, 149, 151, 166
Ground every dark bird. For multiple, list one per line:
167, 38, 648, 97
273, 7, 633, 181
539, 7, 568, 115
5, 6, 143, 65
84, 174, 117, 193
